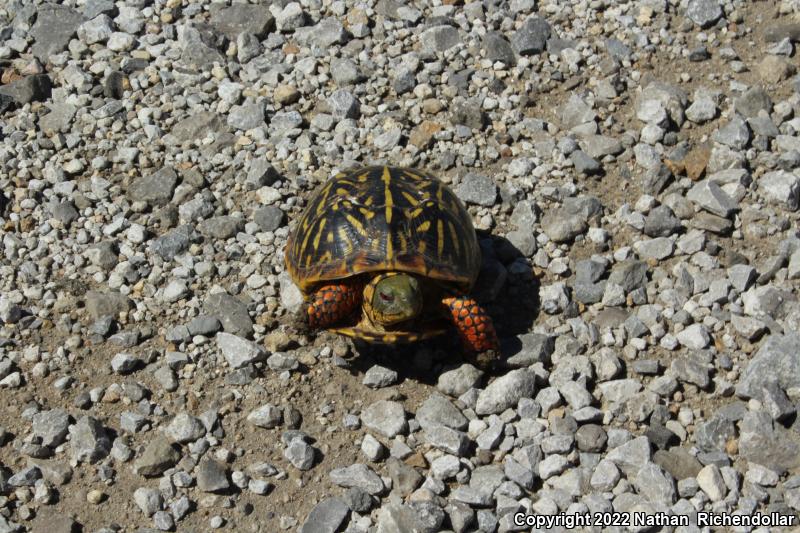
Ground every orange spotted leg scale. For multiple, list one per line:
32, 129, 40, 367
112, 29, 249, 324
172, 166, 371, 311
442, 296, 499, 353
307, 280, 364, 329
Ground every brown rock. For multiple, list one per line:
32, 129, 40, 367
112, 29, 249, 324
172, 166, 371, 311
757, 55, 796, 84
408, 120, 442, 149
274, 84, 300, 105
682, 145, 711, 181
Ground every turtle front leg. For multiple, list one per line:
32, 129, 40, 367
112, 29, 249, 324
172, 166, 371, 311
307, 280, 363, 329
442, 296, 499, 353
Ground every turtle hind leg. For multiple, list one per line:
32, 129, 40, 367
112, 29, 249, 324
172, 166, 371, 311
307, 280, 363, 329
442, 296, 500, 354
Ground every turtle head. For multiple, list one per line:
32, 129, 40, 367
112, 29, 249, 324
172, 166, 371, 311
365, 273, 423, 326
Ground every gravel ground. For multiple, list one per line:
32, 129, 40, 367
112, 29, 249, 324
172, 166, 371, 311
1, 0, 800, 532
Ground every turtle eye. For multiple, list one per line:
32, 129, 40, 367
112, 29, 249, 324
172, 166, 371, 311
379, 292, 394, 302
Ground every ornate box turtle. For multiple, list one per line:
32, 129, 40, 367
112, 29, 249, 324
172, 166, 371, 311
285, 166, 498, 353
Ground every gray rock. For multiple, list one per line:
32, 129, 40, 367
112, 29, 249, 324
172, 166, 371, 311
644, 205, 682, 237
561, 94, 597, 129
451, 99, 485, 129
275, 2, 306, 32
362, 365, 398, 388
386, 457, 423, 496
694, 414, 735, 452
270, 110, 303, 135
110, 352, 140, 374
133, 487, 163, 517
687, 179, 738, 217
421, 25, 461, 53
634, 462, 676, 505
541, 207, 588, 243
422, 425, 471, 456
328, 89, 360, 119
606, 436, 651, 476
0, 516, 21, 532
576, 424, 607, 452
416, 394, 468, 431
228, 101, 266, 130
32, 409, 71, 448
78, 14, 113, 44
40, 103, 77, 134
653, 448, 702, 480
686, 0, 723, 28
7, 466, 41, 487
48, 201, 80, 225
455, 173, 497, 206
330, 464, 383, 495
166, 413, 206, 443
247, 404, 283, 429
216, 332, 266, 369
150, 226, 191, 261
279, 272, 305, 314
128, 167, 177, 207
198, 216, 243, 240
171, 112, 225, 142
607, 260, 647, 293
69, 416, 111, 463
179, 23, 225, 68
482, 32, 516, 65
713, 116, 750, 149
361, 400, 407, 438
511, 16, 551, 55
246, 159, 280, 189
759, 170, 800, 211
204, 293, 253, 337
134, 436, 180, 477
696, 464, 726, 501
0, 74, 51, 105
210, 4, 274, 39
506, 333, 554, 367
670, 356, 710, 388
570, 150, 602, 175
31, 5, 84, 60
686, 97, 718, 122
197, 459, 230, 492
580, 135, 623, 159
284, 439, 315, 470
737, 334, 800, 398
253, 206, 285, 232
739, 410, 800, 473
312, 17, 347, 48
187, 315, 221, 336
300, 498, 350, 533
676, 324, 711, 349
437, 364, 483, 396
475, 369, 537, 415
331, 58, 364, 86
734, 86, 772, 118
760, 382, 795, 422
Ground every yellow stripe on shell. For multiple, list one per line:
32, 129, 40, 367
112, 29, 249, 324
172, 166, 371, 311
382, 166, 393, 224
437, 219, 444, 257
345, 214, 366, 235
337, 226, 352, 255
401, 192, 419, 206
448, 221, 460, 256
313, 218, 327, 251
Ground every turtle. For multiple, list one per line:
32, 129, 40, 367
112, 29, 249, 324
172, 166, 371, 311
284, 165, 499, 354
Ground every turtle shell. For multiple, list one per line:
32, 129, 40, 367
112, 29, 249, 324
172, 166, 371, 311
285, 166, 481, 294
